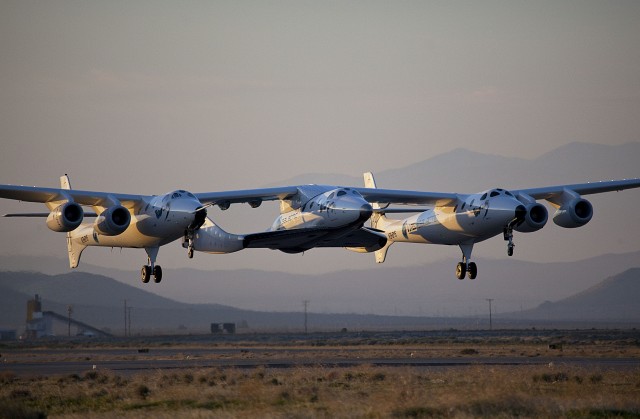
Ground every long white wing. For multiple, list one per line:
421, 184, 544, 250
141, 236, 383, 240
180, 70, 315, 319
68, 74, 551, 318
355, 188, 458, 206
196, 186, 458, 207
0, 184, 147, 209
195, 186, 299, 206
514, 179, 640, 200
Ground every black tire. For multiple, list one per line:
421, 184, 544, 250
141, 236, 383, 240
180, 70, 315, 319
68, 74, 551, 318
141, 265, 151, 283
468, 262, 477, 280
153, 265, 163, 283
456, 262, 466, 280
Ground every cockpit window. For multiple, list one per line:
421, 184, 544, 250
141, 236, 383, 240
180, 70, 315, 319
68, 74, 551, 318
481, 193, 487, 200
505, 191, 513, 197
490, 191, 500, 197
328, 192, 335, 199
337, 190, 347, 197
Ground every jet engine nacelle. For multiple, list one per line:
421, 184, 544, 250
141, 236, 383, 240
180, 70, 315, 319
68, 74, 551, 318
46, 202, 84, 232
94, 205, 131, 236
553, 198, 593, 228
514, 203, 548, 233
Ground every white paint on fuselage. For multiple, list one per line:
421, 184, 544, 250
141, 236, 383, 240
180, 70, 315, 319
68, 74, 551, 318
271, 188, 370, 231
69, 190, 201, 249
383, 191, 524, 246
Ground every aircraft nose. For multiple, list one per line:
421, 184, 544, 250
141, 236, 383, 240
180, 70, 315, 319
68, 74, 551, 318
359, 203, 373, 223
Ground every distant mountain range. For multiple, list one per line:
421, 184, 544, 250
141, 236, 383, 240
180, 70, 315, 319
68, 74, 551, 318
1, 260, 638, 335
0, 270, 473, 335
270, 141, 640, 191
514, 268, 640, 321
1, 251, 639, 318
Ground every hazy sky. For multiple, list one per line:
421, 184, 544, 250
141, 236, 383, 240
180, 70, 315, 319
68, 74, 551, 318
1, 1, 639, 276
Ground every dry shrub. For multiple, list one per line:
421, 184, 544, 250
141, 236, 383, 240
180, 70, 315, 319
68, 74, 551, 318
1, 364, 639, 417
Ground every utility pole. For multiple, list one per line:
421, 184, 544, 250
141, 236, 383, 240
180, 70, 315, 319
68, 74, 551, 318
486, 298, 494, 331
67, 305, 73, 337
124, 299, 128, 337
128, 306, 132, 337
303, 300, 309, 334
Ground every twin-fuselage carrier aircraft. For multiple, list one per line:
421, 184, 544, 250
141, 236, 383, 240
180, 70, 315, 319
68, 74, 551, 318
1, 174, 639, 282
0, 175, 422, 283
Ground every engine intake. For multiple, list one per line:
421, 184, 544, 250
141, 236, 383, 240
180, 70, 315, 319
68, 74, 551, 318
94, 205, 131, 236
46, 202, 84, 232
514, 203, 548, 233
553, 198, 593, 228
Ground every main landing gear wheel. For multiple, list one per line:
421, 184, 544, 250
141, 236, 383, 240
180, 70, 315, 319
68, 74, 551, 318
141, 265, 151, 283
467, 262, 478, 280
188, 247, 194, 259
456, 262, 478, 280
153, 266, 163, 283
141, 265, 162, 283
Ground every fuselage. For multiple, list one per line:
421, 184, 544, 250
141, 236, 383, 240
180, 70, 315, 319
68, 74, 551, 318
271, 187, 373, 232
382, 189, 525, 245
190, 186, 374, 254
70, 190, 202, 249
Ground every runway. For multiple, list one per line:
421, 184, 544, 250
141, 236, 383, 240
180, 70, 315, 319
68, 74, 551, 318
2, 345, 638, 377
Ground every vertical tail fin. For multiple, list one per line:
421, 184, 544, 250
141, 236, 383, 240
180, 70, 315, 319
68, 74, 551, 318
60, 174, 72, 190
61, 174, 87, 268
363, 172, 393, 263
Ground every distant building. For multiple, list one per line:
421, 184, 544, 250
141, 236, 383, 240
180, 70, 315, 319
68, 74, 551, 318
211, 323, 236, 334
24, 294, 112, 338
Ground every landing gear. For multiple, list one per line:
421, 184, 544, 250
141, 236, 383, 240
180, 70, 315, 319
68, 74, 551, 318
183, 230, 195, 259
504, 226, 515, 257
456, 244, 477, 280
141, 264, 162, 283
183, 208, 207, 260
141, 247, 162, 284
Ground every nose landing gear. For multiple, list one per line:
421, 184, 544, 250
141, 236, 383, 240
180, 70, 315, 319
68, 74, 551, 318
503, 226, 515, 257
183, 230, 195, 259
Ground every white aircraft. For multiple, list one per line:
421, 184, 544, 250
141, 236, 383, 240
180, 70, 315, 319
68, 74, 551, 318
0, 175, 429, 283
361, 172, 640, 279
